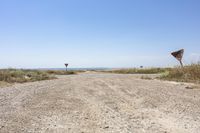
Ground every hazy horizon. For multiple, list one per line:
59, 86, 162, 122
1, 0, 200, 68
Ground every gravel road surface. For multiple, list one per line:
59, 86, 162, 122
0, 72, 200, 133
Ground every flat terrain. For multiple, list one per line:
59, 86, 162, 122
0, 72, 200, 133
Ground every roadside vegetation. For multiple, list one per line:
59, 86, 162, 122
103, 64, 200, 84
0, 69, 78, 85
161, 64, 200, 83
104, 68, 169, 74
0, 69, 54, 83
45, 70, 77, 75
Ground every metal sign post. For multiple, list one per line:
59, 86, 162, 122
171, 49, 184, 67
65, 63, 68, 71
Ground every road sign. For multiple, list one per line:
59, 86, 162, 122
171, 49, 184, 67
65, 63, 68, 71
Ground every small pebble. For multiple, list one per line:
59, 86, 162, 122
0, 126, 4, 129
104, 126, 109, 129
185, 86, 193, 89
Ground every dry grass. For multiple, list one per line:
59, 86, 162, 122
0, 69, 55, 83
45, 70, 77, 75
0, 81, 10, 87
103, 64, 200, 84
104, 68, 168, 74
141, 76, 152, 80
0, 69, 81, 85
161, 64, 200, 83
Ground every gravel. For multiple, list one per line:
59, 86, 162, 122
0, 72, 200, 133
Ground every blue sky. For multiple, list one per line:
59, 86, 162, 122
0, 0, 200, 68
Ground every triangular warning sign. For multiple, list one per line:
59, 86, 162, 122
171, 49, 184, 61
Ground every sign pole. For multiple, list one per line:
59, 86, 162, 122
65, 63, 68, 71
180, 60, 183, 68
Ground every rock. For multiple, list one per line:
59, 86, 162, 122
0, 125, 4, 129
185, 86, 193, 89
104, 126, 109, 129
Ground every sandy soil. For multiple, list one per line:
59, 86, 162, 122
0, 72, 200, 133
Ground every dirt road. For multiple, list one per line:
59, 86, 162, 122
0, 72, 200, 133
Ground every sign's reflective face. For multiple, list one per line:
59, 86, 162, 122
171, 49, 184, 61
